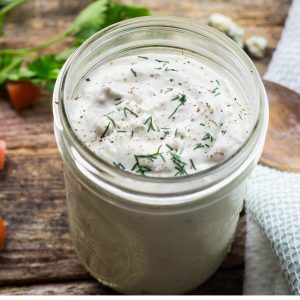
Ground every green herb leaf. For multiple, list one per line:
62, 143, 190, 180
0, 0, 27, 36
169, 93, 187, 118
0, 55, 21, 84
113, 162, 126, 170
144, 116, 156, 132
27, 55, 62, 89
202, 132, 214, 142
124, 107, 138, 118
104, 3, 151, 27
69, 0, 108, 34
170, 151, 187, 176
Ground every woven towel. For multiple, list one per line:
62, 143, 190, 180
245, 0, 300, 295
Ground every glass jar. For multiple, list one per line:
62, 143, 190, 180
53, 16, 268, 294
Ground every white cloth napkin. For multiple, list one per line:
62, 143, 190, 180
244, 0, 300, 295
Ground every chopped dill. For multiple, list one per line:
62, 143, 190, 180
131, 146, 164, 175
166, 144, 174, 151
123, 107, 138, 118
165, 67, 178, 72
162, 130, 169, 139
130, 68, 137, 77
100, 123, 110, 139
104, 114, 116, 127
113, 162, 126, 170
138, 56, 149, 59
190, 159, 197, 170
155, 59, 169, 64
144, 116, 156, 132
194, 143, 205, 150
169, 93, 187, 118
165, 88, 173, 93
202, 132, 214, 142
170, 151, 187, 176
211, 87, 219, 94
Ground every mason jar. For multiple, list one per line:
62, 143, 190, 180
53, 16, 268, 294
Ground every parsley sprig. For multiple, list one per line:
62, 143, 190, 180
0, 0, 151, 89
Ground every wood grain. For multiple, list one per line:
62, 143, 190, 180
0, 145, 246, 293
260, 81, 300, 172
0, 0, 291, 295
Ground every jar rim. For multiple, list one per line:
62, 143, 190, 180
53, 16, 268, 207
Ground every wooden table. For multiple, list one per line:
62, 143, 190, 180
0, 0, 290, 295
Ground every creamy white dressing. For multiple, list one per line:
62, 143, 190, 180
70, 53, 250, 177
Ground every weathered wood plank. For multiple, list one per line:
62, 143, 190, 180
0, 149, 86, 284
1, 0, 290, 75
0, 280, 115, 295
0, 92, 55, 149
0, 148, 245, 288
0, 268, 244, 295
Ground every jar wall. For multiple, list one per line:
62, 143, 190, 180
53, 17, 268, 295
63, 156, 247, 294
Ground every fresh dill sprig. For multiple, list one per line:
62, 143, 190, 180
211, 87, 219, 94
100, 123, 110, 139
165, 67, 178, 72
216, 80, 220, 85
169, 93, 187, 118
131, 146, 164, 175
165, 144, 174, 151
202, 132, 214, 142
104, 114, 116, 127
170, 151, 187, 176
115, 99, 124, 106
155, 59, 169, 64
144, 116, 156, 132
138, 56, 149, 59
113, 162, 126, 170
123, 107, 138, 118
194, 143, 205, 150
131, 157, 152, 175
194, 133, 214, 148
162, 130, 169, 139
211, 86, 221, 96
190, 159, 197, 170
130, 68, 137, 77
